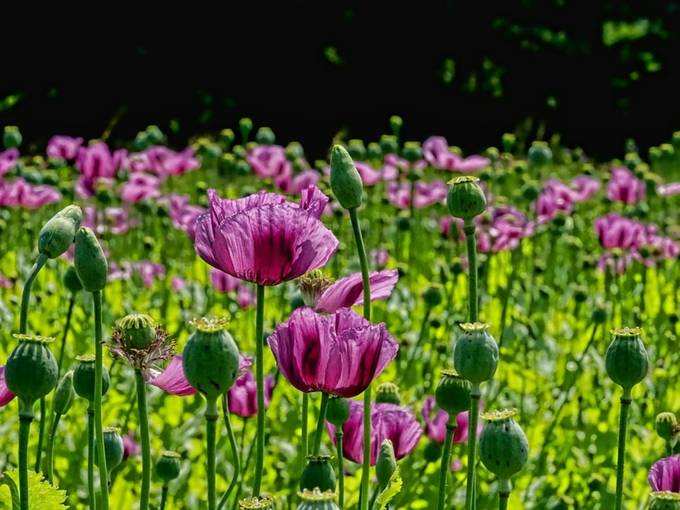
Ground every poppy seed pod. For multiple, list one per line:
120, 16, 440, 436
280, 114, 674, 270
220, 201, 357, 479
238, 496, 275, 509
656, 412, 678, 441
73, 354, 110, 402
435, 370, 471, 416
605, 327, 649, 391
38, 205, 83, 259
453, 323, 499, 384
367, 142, 382, 160
96, 427, 124, 471
52, 371, 75, 416
3, 125, 22, 149
389, 115, 403, 136
649, 492, 680, 510
300, 455, 336, 492
479, 409, 529, 481
375, 439, 397, 489
255, 127, 276, 145
527, 141, 552, 167
182, 317, 240, 401
74, 227, 108, 292
447, 176, 487, 220
5, 334, 58, 410
326, 397, 350, 427
63, 266, 83, 294
402, 141, 422, 163
347, 139, 366, 161
375, 382, 401, 405
423, 285, 443, 308
330, 145, 364, 210
155, 450, 182, 483
297, 489, 339, 510
239, 118, 253, 142
379, 135, 399, 155
115, 313, 157, 350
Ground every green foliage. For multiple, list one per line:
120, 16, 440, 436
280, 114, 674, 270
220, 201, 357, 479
0, 470, 67, 510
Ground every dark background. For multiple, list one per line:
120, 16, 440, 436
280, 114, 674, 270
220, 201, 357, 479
2, 2, 679, 160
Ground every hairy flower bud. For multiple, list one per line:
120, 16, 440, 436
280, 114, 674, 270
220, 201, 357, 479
347, 139, 366, 161
435, 370, 471, 416
605, 327, 649, 391
38, 205, 83, 259
330, 145, 364, 210
453, 323, 499, 384
239, 118, 253, 144
156, 450, 182, 483
5, 334, 58, 410
447, 176, 487, 220
300, 455, 336, 492
73, 354, 110, 402
655, 412, 677, 441
74, 227, 108, 292
479, 409, 529, 481
53, 371, 75, 416
375, 382, 401, 405
375, 439, 397, 489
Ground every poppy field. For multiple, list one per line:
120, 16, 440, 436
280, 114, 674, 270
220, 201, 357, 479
0, 119, 678, 510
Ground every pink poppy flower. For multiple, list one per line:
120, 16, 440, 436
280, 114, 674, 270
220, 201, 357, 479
247, 145, 292, 180
649, 456, 680, 493
0, 179, 61, 209
228, 363, 277, 418
236, 286, 256, 309
422, 136, 489, 172
46, 135, 83, 161
122, 432, 141, 459
314, 270, 399, 314
75, 141, 123, 197
658, 182, 680, 197
607, 167, 645, 204
371, 249, 389, 269
0, 366, 16, 407
594, 214, 644, 250
355, 162, 382, 186
387, 181, 447, 210
422, 396, 473, 444
83, 206, 134, 236
168, 194, 206, 241
0, 274, 12, 289
571, 175, 600, 201
135, 261, 166, 288
171, 277, 186, 292
120, 173, 161, 203
0, 148, 19, 176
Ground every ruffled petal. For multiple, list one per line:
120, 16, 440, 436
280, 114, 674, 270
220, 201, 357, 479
316, 270, 399, 313
149, 356, 196, 396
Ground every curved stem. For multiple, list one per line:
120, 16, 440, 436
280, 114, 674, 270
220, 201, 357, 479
206, 398, 219, 510
465, 385, 481, 510
92, 290, 109, 510
18, 403, 33, 510
56, 295, 76, 379
135, 369, 151, 510
463, 220, 478, 322
252, 284, 266, 497
19, 253, 47, 334
34, 399, 46, 473
615, 390, 631, 510
87, 407, 96, 510
436, 422, 456, 510
45, 412, 61, 484
312, 393, 330, 455
160, 486, 168, 510
336, 431, 345, 509
218, 395, 240, 510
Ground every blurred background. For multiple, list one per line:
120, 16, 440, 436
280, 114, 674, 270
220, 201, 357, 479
2, 2, 679, 159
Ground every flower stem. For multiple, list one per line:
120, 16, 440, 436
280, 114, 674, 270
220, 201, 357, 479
615, 389, 631, 510
465, 385, 481, 510
253, 284, 266, 497
436, 422, 456, 510
87, 407, 96, 510
301, 392, 309, 471
218, 394, 240, 510
18, 400, 33, 510
312, 393, 330, 455
135, 369, 151, 510
160, 486, 168, 510
34, 399, 47, 472
206, 397, 219, 510
92, 290, 109, 510
349, 207, 372, 510
19, 253, 47, 334
56, 295, 76, 379
336, 431, 345, 509
498, 479, 510, 510
463, 220, 478, 322
45, 412, 62, 484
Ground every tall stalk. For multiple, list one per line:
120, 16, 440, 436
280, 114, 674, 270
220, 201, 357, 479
87, 406, 96, 509
44, 412, 62, 484
336, 430, 345, 509
436, 421, 456, 510
18, 400, 33, 510
301, 393, 309, 470
93, 290, 109, 510
218, 394, 240, 510
312, 393, 330, 455
206, 398, 218, 510
252, 284, 266, 496
135, 369, 151, 510
56, 295, 76, 379
614, 389, 631, 510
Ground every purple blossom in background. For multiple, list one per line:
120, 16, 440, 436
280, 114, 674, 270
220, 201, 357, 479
0, 179, 61, 209
422, 396, 478, 444
228, 357, 277, 418
0, 366, 16, 407
571, 175, 601, 201
247, 145, 292, 181
649, 456, 680, 493
658, 182, 680, 197
387, 180, 448, 209
314, 269, 399, 314
136, 261, 166, 287
46, 135, 83, 161
594, 214, 645, 250
75, 141, 125, 197
122, 432, 141, 460
171, 277, 186, 292
0, 274, 12, 289
0, 148, 19, 176
126, 146, 199, 177
83, 206, 134, 236
284, 169, 322, 195
607, 167, 645, 204
167, 194, 206, 241
120, 173, 161, 203
423, 136, 489, 172
211, 268, 241, 293
371, 249, 389, 269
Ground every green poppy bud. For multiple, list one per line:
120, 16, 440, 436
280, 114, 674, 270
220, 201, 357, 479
367, 142, 382, 160
235, 159, 251, 175
74, 227, 108, 292
347, 139, 366, 161
300, 455, 336, 492
453, 323, 499, 384
182, 317, 240, 400
52, 371, 75, 416
5, 334, 58, 411
134, 130, 150, 151
239, 118, 253, 144
527, 141, 552, 167
389, 115, 403, 137
297, 489, 339, 510
375, 439, 396, 489
330, 145, 364, 210
375, 382, 401, 405
63, 266, 83, 294
402, 141, 422, 163
501, 133, 516, 153
656, 412, 678, 441
479, 409, 529, 481
423, 285, 443, 308
423, 440, 443, 463
649, 492, 680, 510
38, 205, 83, 259
447, 176, 487, 220
96, 427, 124, 471
255, 127, 275, 145
3, 126, 22, 149
220, 128, 236, 148
605, 327, 649, 391
326, 397, 350, 427
286, 141, 305, 161
435, 370, 471, 415
115, 313, 157, 350
145, 125, 165, 145
155, 450, 182, 483
73, 354, 110, 402
239, 495, 275, 509
379, 135, 398, 155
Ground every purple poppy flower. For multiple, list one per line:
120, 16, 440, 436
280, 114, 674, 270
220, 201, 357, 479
268, 307, 398, 398
247, 145, 292, 180
171, 277, 186, 292
0, 148, 19, 176
597, 252, 633, 274
46, 135, 83, 161
607, 167, 645, 204
355, 162, 382, 186
452, 154, 490, 173
120, 173, 161, 203
571, 175, 600, 201
422, 396, 474, 444
168, 194, 206, 241
371, 249, 389, 269
228, 363, 277, 418
135, 261, 166, 288
211, 268, 241, 293
314, 270, 399, 314
649, 456, 680, 493
0, 274, 12, 289
0, 179, 62, 209
327, 401, 422, 465
236, 286, 256, 309
194, 186, 338, 286
423, 136, 458, 170
83, 206, 134, 236
0, 366, 16, 407
122, 432, 141, 459
286, 170, 322, 195
386, 181, 447, 210
75, 141, 122, 197
658, 182, 680, 197
594, 214, 644, 250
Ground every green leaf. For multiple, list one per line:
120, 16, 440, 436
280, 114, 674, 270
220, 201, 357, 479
0, 470, 68, 510
375, 467, 403, 510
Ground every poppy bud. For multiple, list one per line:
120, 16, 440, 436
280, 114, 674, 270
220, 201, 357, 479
296, 489, 339, 510
330, 145, 364, 210
3, 125, 22, 149
447, 176, 487, 220
53, 371, 75, 416
402, 141, 422, 163
347, 139, 366, 161
527, 141, 552, 167
255, 127, 276, 145
182, 317, 240, 400
649, 492, 680, 510
155, 450, 182, 483
375, 439, 397, 489
63, 266, 83, 294
326, 397, 350, 427
367, 142, 382, 160
220, 129, 235, 148
300, 455, 336, 492
502, 133, 516, 153
73, 354, 110, 402
479, 409, 529, 481
453, 323, 499, 384
115, 313, 157, 350
74, 227, 108, 292
38, 205, 83, 259
655, 412, 677, 441
423, 285, 443, 308
435, 370, 471, 416
375, 382, 401, 405
96, 427, 124, 471
605, 327, 649, 391
239, 118, 253, 144
380, 135, 399, 155
235, 159, 251, 175
389, 115, 403, 137
286, 141, 305, 161
5, 335, 58, 412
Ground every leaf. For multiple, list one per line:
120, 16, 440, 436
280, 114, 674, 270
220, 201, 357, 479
0, 470, 68, 510
374, 467, 403, 510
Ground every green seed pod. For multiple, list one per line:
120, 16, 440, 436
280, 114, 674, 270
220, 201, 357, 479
435, 370, 471, 416
286, 141, 305, 161
297, 489, 339, 510
255, 127, 275, 145
96, 427, 124, 471
649, 492, 680, 510
300, 455, 336, 492
447, 176, 487, 220
326, 397, 350, 427
479, 409, 529, 481
656, 412, 678, 441
220, 128, 236, 148
379, 135, 399, 155
145, 125, 166, 145
375, 382, 401, 405
402, 141, 422, 163
423, 440, 443, 463
330, 145, 364, 210
63, 266, 83, 294
182, 317, 240, 400
5, 334, 58, 409
501, 133, 516, 153
73, 354, 110, 402
375, 439, 396, 489
115, 313, 157, 350
605, 327, 649, 391
239, 118, 253, 143
239, 495, 275, 509
367, 142, 382, 160
347, 139, 366, 161
3, 125, 22, 149
453, 323, 499, 384
74, 227, 108, 292
38, 205, 83, 259
52, 371, 75, 416
155, 450, 182, 483
389, 115, 403, 137
527, 141, 552, 168
423, 285, 443, 308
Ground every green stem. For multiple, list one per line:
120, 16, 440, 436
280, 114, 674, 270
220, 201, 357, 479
34, 399, 46, 473
336, 431, 345, 510
252, 284, 266, 497
45, 412, 61, 484
18, 402, 33, 510
499, 479, 511, 510
87, 407, 96, 510
301, 392, 309, 472
160, 486, 168, 510
56, 295, 76, 379
436, 422, 456, 510
312, 393, 330, 455
349, 208, 372, 510
463, 220, 478, 322
615, 390, 631, 510
218, 395, 240, 510
92, 290, 109, 510
465, 386, 481, 510
19, 253, 47, 334
135, 369, 151, 510
206, 398, 219, 510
